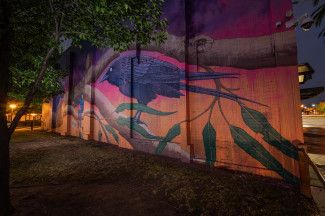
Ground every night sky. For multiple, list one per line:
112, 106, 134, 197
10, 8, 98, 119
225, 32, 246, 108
293, 0, 325, 104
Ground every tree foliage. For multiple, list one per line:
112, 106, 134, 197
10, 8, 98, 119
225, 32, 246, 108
9, 0, 167, 102
316, 102, 325, 114
311, 0, 325, 37
1, 2, 166, 213
293, 0, 325, 37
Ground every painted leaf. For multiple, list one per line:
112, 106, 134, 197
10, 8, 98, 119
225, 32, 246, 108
115, 103, 177, 116
155, 124, 181, 154
117, 117, 161, 140
230, 125, 299, 185
104, 124, 119, 143
202, 122, 216, 165
241, 107, 298, 160
164, 123, 181, 142
155, 141, 168, 154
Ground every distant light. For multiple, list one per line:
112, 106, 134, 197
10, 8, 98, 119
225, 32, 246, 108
9, 104, 17, 109
300, 104, 305, 108
31, 113, 37, 116
312, 104, 316, 107
298, 75, 305, 84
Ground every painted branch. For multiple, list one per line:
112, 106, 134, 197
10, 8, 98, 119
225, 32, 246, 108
142, 31, 297, 70
83, 85, 190, 162
63, 48, 118, 106
84, 49, 118, 88
70, 31, 296, 101
58, 85, 190, 161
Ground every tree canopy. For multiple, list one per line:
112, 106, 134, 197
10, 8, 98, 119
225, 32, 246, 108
1, 2, 167, 213
9, 0, 167, 102
311, 0, 325, 37
293, 0, 325, 38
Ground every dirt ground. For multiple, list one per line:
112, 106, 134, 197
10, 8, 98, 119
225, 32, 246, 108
10, 130, 319, 216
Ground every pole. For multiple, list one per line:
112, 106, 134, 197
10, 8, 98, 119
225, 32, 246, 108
31, 116, 34, 131
10, 108, 13, 122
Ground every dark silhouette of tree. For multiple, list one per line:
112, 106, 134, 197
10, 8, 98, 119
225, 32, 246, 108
0, 0, 166, 215
312, 0, 325, 37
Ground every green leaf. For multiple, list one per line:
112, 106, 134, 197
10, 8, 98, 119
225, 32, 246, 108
117, 117, 161, 140
164, 123, 181, 142
230, 126, 299, 185
115, 103, 177, 116
203, 122, 216, 165
155, 141, 168, 154
155, 123, 181, 154
104, 124, 119, 143
241, 107, 298, 160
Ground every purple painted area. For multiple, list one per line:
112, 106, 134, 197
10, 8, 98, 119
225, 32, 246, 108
165, 0, 292, 39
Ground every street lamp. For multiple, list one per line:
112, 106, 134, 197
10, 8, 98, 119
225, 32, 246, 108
9, 104, 17, 122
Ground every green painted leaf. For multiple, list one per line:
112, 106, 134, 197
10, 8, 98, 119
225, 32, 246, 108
117, 117, 161, 140
115, 103, 177, 116
155, 141, 168, 154
241, 107, 298, 160
104, 124, 119, 143
164, 124, 181, 142
155, 124, 181, 154
203, 122, 216, 165
230, 126, 299, 185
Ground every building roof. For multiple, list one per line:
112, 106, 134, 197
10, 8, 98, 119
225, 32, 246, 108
300, 87, 325, 100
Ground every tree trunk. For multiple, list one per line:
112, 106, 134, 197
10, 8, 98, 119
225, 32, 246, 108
0, 0, 11, 214
0, 128, 10, 216
8, 47, 55, 135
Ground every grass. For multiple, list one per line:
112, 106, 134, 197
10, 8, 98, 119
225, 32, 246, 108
10, 130, 319, 216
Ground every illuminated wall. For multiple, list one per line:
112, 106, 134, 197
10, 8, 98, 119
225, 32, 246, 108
43, 0, 303, 184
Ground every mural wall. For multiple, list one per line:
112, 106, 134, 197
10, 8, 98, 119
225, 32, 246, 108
43, 0, 303, 185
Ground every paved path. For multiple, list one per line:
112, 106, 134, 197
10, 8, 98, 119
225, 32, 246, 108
303, 115, 325, 129
304, 127, 325, 215
304, 127, 325, 179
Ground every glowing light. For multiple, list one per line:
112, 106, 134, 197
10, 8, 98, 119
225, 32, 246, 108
300, 104, 304, 108
312, 104, 316, 107
31, 113, 37, 116
9, 104, 17, 109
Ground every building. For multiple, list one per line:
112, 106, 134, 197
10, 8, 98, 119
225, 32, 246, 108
43, 0, 303, 185
299, 63, 324, 100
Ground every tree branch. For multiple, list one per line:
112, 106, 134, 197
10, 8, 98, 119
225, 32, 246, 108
8, 47, 55, 135
55, 85, 190, 162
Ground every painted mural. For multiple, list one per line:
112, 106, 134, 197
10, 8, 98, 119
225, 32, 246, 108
44, 0, 303, 185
